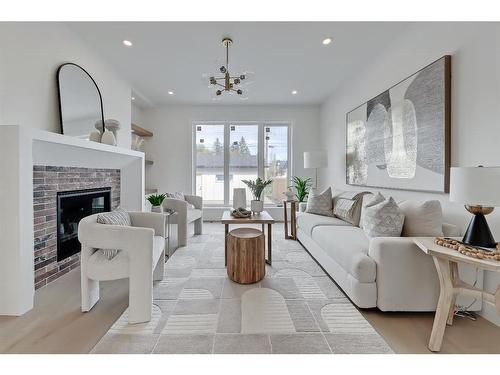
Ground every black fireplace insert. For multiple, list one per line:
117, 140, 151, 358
57, 187, 111, 262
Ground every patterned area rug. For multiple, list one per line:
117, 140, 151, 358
91, 225, 392, 354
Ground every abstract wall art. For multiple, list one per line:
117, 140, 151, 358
346, 56, 451, 193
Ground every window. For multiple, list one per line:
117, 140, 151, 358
193, 122, 290, 206
194, 124, 225, 205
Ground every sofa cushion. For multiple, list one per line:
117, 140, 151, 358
399, 200, 444, 237
297, 212, 351, 236
305, 187, 333, 216
358, 193, 374, 229
311, 225, 375, 283
363, 197, 404, 238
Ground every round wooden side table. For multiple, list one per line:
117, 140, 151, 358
227, 228, 265, 284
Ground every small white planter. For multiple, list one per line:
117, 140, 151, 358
251, 200, 264, 214
151, 205, 163, 213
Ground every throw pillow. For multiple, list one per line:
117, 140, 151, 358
96, 208, 131, 259
333, 191, 371, 226
363, 197, 404, 238
359, 192, 385, 229
166, 192, 185, 200
305, 187, 333, 216
399, 200, 444, 237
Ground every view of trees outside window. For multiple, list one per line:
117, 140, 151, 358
264, 126, 289, 204
229, 125, 258, 203
195, 124, 225, 204
194, 123, 289, 206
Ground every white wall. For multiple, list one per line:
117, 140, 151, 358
0, 23, 132, 148
319, 22, 500, 325
141, 104, 321, 195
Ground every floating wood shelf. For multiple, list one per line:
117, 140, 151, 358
145, 159, 154, 166
131, 123, 153, 137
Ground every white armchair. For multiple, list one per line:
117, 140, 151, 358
78, 211, 166, 323
163, 194, 203, 247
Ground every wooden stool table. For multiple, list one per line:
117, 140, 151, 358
221, 210, 275, 266
227, 228, 265, 284
414, 237, 500, 352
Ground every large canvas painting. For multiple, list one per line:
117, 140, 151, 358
346, 56, 451, 193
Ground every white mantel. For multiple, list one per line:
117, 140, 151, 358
0, 125, 145, 316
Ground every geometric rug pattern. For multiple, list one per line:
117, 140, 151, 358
91, 224, 393, 354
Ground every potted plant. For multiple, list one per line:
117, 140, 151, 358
242, 177, 273, 214
147, 193, 167, 213
290, 176, 312, 203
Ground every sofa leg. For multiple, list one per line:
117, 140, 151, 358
194, 218, 203, 235
128, 276, 153, 324
153, 250, 165, 281
81, 274, 99, 312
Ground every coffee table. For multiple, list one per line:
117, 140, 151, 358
221, 210, 275, 266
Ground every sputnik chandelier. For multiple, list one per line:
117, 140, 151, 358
207, 38, 253, 99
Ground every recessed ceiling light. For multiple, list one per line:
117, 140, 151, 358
131, 96, 135, 101
168, 91, 174, 95
322, 37, 332, 45
122, 40, 133, 47
291, 90, 298, 95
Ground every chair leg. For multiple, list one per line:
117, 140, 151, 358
178, 222, 187, 247
81, 274, 99, 312
153, 249, 165, 281
128, 275, 153, 324
194, 217, 203, 235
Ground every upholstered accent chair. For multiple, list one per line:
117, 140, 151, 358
163, 194, 203, 247
78, 211, 166, 323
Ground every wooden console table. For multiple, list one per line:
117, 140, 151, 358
414, 237, 500, 352
283, 200, 297, 240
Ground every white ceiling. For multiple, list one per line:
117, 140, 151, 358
66, 22, 408, 107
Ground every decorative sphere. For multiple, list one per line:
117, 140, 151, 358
237, 89, 243, 95
216, 90, 222, 96
220, 66, 226, 73
234, 78, 240, 84
240, 74, 245, 80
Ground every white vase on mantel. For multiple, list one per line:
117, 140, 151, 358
251, 200, 264, 214
101, 130, 117, 146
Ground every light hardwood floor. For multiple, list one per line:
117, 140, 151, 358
1, 224, 499, 354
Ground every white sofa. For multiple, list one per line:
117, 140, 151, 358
297, 199, 480, 312
163, 194, 203, 248
78, 211, 166, 323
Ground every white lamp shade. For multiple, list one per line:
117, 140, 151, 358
304, 151, 328, 169
450, 167, 500, 207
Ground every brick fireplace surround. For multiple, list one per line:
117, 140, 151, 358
33, 166, 120, 289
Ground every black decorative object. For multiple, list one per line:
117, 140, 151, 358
462, 209, 496, 249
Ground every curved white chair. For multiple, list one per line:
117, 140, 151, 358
78, 212, 165, 324
163, 194, 203, 247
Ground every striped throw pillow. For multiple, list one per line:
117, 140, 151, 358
96, 208, 131, 259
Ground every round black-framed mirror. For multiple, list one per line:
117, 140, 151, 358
56, 63, 105, 138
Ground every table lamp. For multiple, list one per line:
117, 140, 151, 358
450, 166, 500, 248
304, 150, 327, 188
